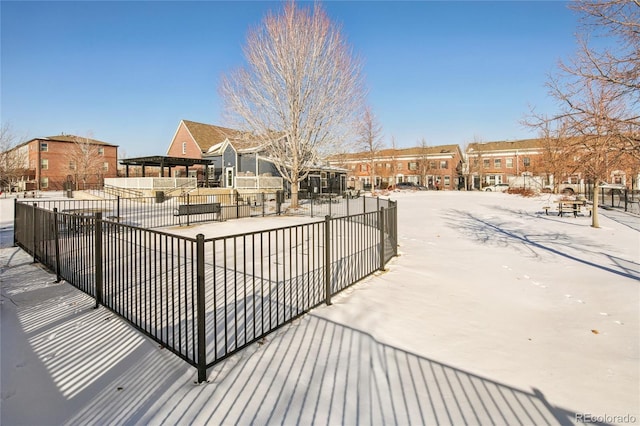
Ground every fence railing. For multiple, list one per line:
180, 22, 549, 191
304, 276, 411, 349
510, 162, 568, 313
27, 192, 396, 228
596, 188, 640, 214
14, 196, 398, 382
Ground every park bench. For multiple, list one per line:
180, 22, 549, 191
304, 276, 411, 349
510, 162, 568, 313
174, 203, 221, 225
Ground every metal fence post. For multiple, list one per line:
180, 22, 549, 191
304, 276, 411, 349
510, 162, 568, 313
13, 199, 17, 248
196, 233, 207, 383
624, 189, 628, 212
324, 215, 332, 306
377, 196, 380, 212
32, 203, 37, 263
379, 207, 385, 271
186, 193, 191, 226
346, 195, 350, 217
117, 195, 121, 219
53, 208, 61, 282
262, 192, 265, 217
363, 195, 366, 213
94, 212, 103, 308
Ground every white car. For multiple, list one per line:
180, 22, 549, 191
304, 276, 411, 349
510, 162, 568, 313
484, 183, 510, 192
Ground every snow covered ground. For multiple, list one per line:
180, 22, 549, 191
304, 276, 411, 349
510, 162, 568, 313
1, 191, 638, 425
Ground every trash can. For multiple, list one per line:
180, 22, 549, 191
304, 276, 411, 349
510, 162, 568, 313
66, 190, 73, 198
155, 191, 165, 203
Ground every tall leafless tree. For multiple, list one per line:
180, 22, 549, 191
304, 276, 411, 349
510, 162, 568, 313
560, 0, 640, 159
356, 105, 383, 194
219, 1, 366, 208
525, 0, 639, 227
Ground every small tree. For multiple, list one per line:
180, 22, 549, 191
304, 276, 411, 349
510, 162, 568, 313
220, 1, 365, 208
0, 123, 28, 193
356, 105, 383, 194
66, 135, 105, 190
416, 137, 433, 187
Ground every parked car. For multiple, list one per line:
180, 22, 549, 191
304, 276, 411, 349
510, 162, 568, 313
483, 183, 510, 192
392, 182, 427, 191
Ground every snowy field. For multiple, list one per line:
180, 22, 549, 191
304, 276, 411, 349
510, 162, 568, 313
1, 191, 638, 425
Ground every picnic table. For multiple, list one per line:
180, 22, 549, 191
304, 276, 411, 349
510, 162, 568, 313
542, 199, 590, 217
557, 199, 587, 217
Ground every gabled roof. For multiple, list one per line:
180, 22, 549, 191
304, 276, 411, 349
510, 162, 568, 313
466, 138, 543, 153
182, 120, 259, 152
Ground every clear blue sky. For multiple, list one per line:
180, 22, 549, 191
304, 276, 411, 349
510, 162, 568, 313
1, 1, 578, 157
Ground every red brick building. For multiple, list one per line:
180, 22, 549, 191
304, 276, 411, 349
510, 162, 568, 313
329, 144, 465, 190
6, 135, 118, 191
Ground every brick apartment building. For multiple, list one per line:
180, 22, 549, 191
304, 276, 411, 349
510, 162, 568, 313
465, 139, 544, 190
465, 138, 639, 191
3, 135, 118, 191
328, 145, 465, 190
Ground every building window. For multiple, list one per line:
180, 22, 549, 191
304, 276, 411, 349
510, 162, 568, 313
397, 163, 403, 170
523, 157, 531, 167
444, 176, 450, 186
40, 142, 48, 152
494, 159, 501, 168
386, 163, 391, 169
41, 159, 49, 170
41, 177, 49, 188
440, 160, 448, 169
103, 162, 109, 171
182, 142, 187, 155
321, 172, 328, 188
483, 159, 490, 168
98, 147, 104, 155
360, 164, 367, 172
69, 160, 76, 170
409, 162, 417, 171
506, 158, 513, 168
376, 163, 382, 168
429, 161, 437, 169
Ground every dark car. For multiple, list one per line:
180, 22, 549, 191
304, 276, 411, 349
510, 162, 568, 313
393, 182, 426, 191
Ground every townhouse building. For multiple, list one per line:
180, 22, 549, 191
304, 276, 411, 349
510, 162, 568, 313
465, 139, 545, 190
328, 145, 465, 190
465, 138, 639, 191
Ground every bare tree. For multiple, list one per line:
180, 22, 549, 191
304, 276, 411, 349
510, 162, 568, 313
388, 136, 398, 188
356, 105, 383, 194
521, 114, 576, 193
465, 135, 485, 190
220, 1, 365, 208
560, 0, 640, 159
66, 135, 105, 190
547, 77, 629, 227
416, 137, 433, 188
0, 123, 28, 193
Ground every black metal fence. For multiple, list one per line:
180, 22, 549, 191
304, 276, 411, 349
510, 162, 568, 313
14, 196, 398, 382
597, 188, 640, 214
27, 192, 393, 228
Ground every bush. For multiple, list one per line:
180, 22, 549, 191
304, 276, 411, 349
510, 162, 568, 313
507, 187, 536, 197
